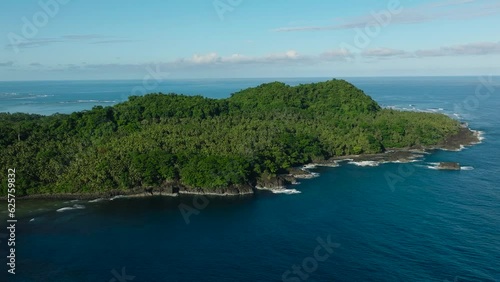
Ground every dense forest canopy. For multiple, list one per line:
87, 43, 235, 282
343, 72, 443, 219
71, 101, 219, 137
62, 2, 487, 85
0, 79, 460, 196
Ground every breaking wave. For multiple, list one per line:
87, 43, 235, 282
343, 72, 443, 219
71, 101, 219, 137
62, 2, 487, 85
348, 161, 381, 167
271, 189, 301, 195
88, 198, 106, 203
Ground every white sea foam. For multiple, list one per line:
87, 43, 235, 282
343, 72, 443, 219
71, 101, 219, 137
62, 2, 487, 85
57, 207, 74, 212
302, 164, 317, 170
303, 163, 340, 169
57, 204, 86, 212
478, 132, 485, 141
77, 100, 116, 103
471, 130, 485, 144
317, 162, 340, 168
427, 108, 444, 112
256, 186, 285, 191
295, 172, 320, 179
59, 100, 117, 104
424, 163, 473, 171
89, 198, 105, 203
110, 195, 126, 201
0, 92, 19, 97
12, 94, 54, 99
439, 145, 466, 152
271, 189, 301, 195
391, 159, 421, 164
348, 161, 380, 167
30, 218, 35, 222
386, 105, 445, 114
420, 163, 440, 170
336, 158, 354, 163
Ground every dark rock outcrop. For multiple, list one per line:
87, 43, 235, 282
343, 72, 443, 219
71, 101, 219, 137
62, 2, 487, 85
256, 173, 292, 189
437, 127, 479, 151
437, 162, 461, 170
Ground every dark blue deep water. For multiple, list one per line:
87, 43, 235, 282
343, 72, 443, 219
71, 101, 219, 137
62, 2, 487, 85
1, 77, 499, 281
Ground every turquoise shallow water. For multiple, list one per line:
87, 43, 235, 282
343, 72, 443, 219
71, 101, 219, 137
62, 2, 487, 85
0, 77, 499, 281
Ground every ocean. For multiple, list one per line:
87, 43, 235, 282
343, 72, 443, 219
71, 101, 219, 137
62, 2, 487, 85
0, 77, 499, 282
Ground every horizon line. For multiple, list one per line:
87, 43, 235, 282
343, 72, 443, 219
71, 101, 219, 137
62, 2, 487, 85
0, 75, 498, 83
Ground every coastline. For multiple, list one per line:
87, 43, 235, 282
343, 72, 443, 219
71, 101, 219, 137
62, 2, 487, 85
6, 127, 482, 201
10, 186, 255, 202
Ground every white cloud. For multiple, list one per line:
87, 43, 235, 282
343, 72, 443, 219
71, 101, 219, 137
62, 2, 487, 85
5, 34, 137, 50
362, 48, 408, 58
415, 42, 500, 57
173, 50, 303, 66
190, 53, 221, 64
272, 0, 500, 32
266, 50, 300, 61
11, 40, 500, 75
320, 49, 353, 61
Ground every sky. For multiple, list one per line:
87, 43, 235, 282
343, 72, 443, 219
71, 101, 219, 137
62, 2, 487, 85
0, 0, 499, 80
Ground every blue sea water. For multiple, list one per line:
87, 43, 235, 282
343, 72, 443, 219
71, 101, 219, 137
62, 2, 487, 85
0, 77, 499, 282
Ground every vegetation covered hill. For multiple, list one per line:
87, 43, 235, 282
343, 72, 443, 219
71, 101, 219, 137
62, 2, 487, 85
0, 79, 461, 196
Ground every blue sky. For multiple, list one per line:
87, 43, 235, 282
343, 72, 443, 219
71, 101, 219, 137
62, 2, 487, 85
1, 0, 499, 80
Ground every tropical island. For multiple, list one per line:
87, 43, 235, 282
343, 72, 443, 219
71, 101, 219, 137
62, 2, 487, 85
0, 79, 479, 198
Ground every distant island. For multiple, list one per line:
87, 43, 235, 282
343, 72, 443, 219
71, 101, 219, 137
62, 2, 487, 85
0, 79, 479, 198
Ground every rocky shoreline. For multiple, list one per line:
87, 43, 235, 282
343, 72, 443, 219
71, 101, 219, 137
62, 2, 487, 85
234, 126, 482, 194
8, 126, 481, 201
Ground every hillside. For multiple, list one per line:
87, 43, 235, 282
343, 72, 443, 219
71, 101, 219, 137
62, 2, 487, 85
0, 79, 463, 196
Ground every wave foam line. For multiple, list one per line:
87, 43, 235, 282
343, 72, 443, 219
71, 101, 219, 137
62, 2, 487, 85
89, 198, 105, 203
56, 204, 86, 212
461, 166, 474, 171
271, 189, 301, 195
348, 161, 380, 167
